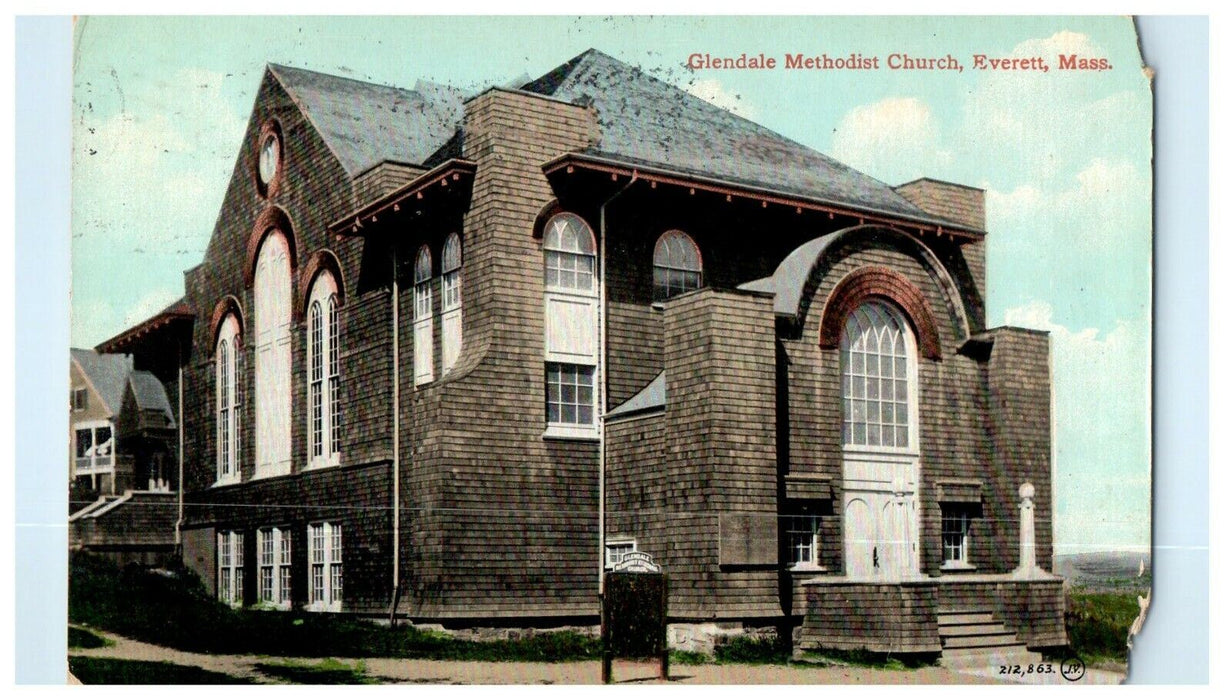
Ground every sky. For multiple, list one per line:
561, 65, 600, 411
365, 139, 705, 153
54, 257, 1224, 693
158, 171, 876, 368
70, 16, 1152, 553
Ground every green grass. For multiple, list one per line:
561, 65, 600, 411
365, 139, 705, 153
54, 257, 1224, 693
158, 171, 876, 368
254, 659, 377, 684
714, 635, 789, 665
69, 552, 601, 662
1061, 588, 1147, 664
68, 657, 255, 684
68, 626, 112, 650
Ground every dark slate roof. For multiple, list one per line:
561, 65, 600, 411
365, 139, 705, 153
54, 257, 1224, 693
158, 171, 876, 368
607, 371, 666, 419
522, 49, 934, 221
71, 348, 133, 416
269, 64, 466, 176
129, 371, 176, 427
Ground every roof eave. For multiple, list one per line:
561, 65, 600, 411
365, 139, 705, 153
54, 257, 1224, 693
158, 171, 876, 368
329, 158, 478, 236
543, 152, 986, 239
95, 308, 194, 355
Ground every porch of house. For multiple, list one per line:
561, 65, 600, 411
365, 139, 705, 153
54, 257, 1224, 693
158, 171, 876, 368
796, 573, 1068, 666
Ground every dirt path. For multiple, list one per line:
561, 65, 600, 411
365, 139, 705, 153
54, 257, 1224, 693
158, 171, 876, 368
70, 629, 1118, 685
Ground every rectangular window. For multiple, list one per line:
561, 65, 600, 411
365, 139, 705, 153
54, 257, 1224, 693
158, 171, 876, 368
259, 529, 275, 603
71, 387, 88, 411
74, 423, 115, 473
544, 250, 594, 292
545, 363, 595, 427
787, 515, 822, 567
942, 507, 971, 566
258, 528, 292, 607
308, 522, 342, 612
279, 530, 293, 605
605, 539, 637, 568
217, 531, 244, 606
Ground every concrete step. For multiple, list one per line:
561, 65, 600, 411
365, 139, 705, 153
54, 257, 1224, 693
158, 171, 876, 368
937, 612, 996, 626
939, 623, 1010, 637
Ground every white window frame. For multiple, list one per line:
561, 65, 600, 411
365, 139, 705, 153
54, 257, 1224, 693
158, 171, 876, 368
413, 245, 435, 386
258, 527, 292, 609
840, 301, 920, 457
652, 229, 703, 301
73, 420, 116, 475
217, 530, 244, 607
71, 387, 88, 412
543, 213, 598, 439
441, 233, 463, 374
254, 230, 292, 478
786, 515, 823, 570
307, 522, 342, 612
941, 507, 973, 569
605, 538, 638, 569
306, 273, 341, 469
215, 314, 241, 485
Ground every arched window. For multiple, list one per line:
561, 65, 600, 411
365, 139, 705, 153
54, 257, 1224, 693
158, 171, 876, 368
413, 245, 434, 385
652, 230, 702, 301
215, 314, 241, 484
441, 233, 463, 374
307, 272, 341, 467
254, 230, 292, 477
840, 301, 915, 449
543, 213, 598, 437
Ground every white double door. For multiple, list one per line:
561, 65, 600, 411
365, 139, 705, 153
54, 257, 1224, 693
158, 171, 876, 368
842, 455, 920, 581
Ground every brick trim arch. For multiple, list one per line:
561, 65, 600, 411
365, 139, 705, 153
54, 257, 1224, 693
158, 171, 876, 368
820, 266, 943, 360
531, 200, 566, 240
297, 249, 346, 323
209, 295, 245, 356
244, 206, 299, 288
252, 119, 285, 200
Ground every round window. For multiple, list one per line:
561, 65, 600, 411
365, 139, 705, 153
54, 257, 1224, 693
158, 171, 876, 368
258, 133, 280, 186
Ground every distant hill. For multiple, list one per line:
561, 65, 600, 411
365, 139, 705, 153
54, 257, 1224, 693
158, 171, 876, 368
1055, 551, 1152, 591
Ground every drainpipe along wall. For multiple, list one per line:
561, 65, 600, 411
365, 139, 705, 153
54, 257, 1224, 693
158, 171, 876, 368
391, 241, 402, 608
598, 174, 638, 600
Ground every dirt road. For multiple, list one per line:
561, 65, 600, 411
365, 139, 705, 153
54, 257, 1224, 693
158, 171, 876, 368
69, 629, 1119, 685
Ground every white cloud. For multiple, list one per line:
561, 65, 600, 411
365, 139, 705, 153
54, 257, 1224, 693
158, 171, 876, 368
829, 97, 952, 185
684, 78, 757, 119
122, 287, 182, 328
1004, 300, 1151, 551
987, 157, 1149, 251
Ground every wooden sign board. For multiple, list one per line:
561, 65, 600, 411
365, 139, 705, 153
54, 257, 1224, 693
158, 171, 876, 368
602, 569, 669, 683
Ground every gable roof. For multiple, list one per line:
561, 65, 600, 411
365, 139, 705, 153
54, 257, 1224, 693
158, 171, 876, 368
128, 371, 176, 427
71, 348, 134, 416
268, 63, 466, 176
522, 49, 935, 223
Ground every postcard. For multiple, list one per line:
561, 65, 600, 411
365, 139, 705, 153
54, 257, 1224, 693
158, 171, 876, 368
65, 15, 1152, 684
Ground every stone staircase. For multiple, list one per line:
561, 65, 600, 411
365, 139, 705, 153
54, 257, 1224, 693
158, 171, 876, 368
938, 609, 1042, 671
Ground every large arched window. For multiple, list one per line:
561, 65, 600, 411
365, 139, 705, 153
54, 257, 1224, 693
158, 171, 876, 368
254, 230, 292, 477
413, 245, 434, 385
441, 233, 463, 374
652, 230, 702, 301
840, 301, 915, 450
543, 213, 598, 436
215, 314, 241, 484
307, 272, 341, 467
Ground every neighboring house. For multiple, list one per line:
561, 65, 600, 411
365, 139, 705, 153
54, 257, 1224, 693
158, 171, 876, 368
69, 347, 180, 566
96, 50, 1064, 660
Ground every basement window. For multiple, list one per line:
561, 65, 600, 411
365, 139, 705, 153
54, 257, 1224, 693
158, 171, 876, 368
941, 506, 975, 569
605, 538, 638, 569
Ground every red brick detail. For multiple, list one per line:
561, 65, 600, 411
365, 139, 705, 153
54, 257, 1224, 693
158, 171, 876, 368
209, 295, 246, 354
252, 119, 284, 200
243, 205, 299, 288
296, 249, 347, 322
531, 199, 565, 240
819, 266, 942, 360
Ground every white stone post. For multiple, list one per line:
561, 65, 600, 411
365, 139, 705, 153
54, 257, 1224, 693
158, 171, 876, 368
1013, 482, 1042, 579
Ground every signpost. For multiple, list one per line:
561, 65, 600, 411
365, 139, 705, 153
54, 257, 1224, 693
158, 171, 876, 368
601, 552, 668, 683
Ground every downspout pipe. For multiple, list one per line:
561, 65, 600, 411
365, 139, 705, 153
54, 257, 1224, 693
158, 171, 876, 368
391, 242, 402, 605
597, 173, 638, 600
175, 338, 184, 548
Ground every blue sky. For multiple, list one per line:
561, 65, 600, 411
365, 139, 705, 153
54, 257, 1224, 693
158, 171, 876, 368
70, 16, 1152, 553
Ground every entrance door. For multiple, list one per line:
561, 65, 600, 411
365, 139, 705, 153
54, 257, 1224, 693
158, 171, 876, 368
842, 459, 920, 580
